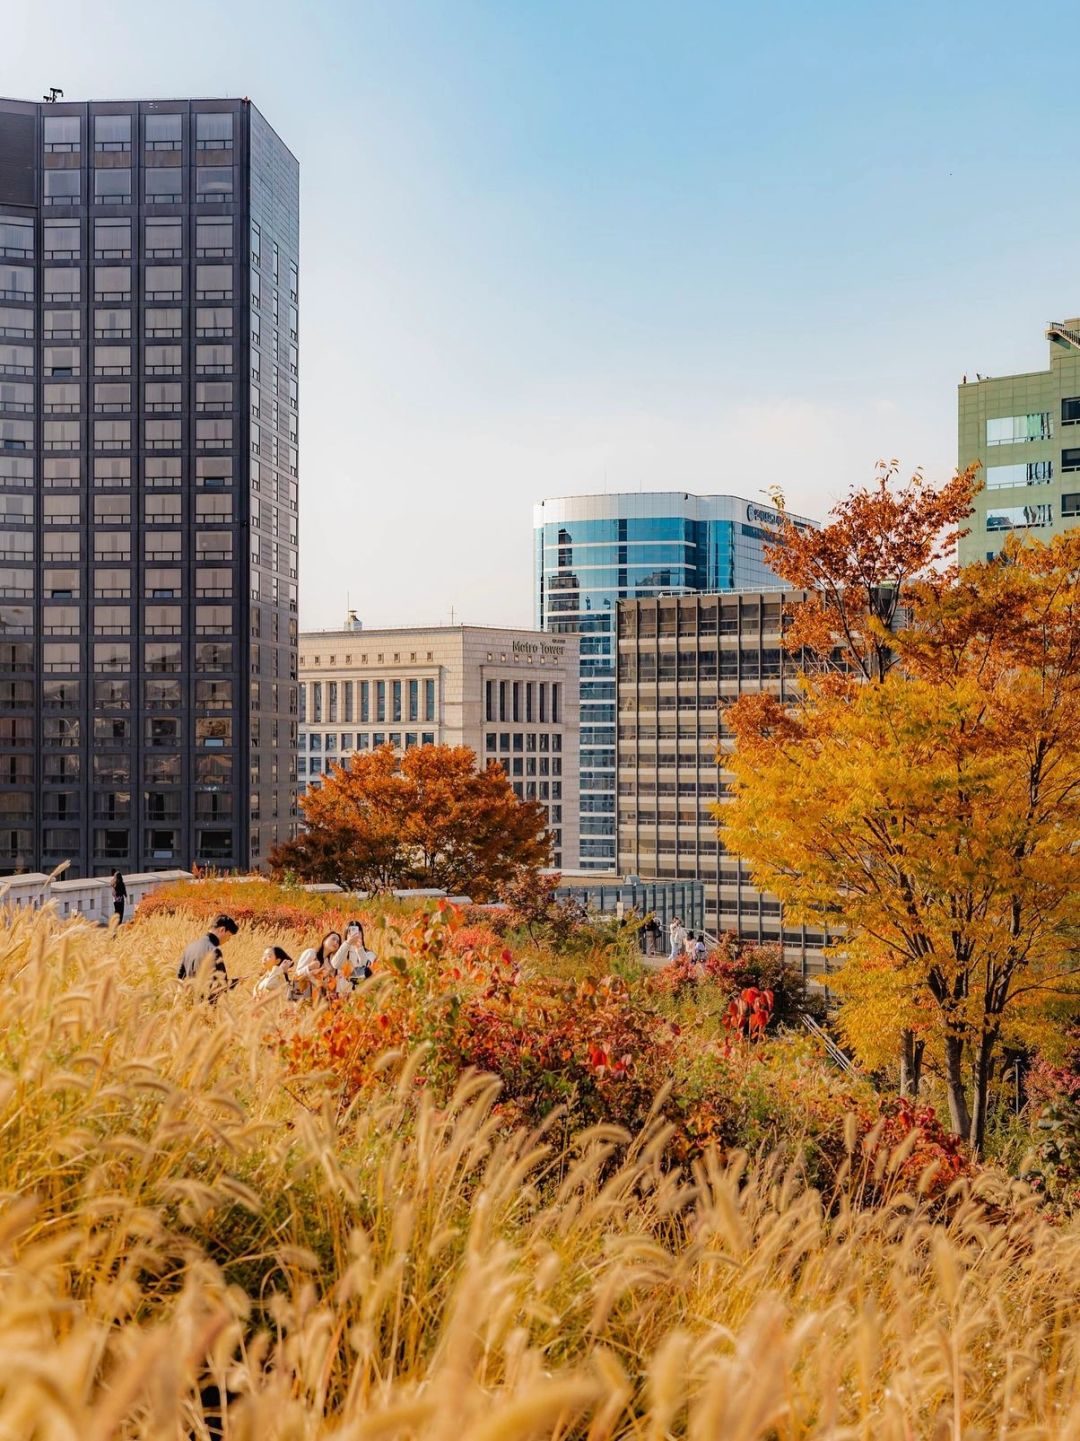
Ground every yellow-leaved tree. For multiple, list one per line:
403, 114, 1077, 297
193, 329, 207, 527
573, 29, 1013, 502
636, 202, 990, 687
723, 518, 1080, 1153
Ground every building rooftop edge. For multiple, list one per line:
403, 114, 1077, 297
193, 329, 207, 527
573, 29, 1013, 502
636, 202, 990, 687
532, 491, 818, 525
299, 623, 566, 640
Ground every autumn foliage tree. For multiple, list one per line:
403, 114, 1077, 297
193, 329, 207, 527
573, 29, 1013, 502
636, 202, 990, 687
271, 744, 550, 900
724, 474, 1080, 1153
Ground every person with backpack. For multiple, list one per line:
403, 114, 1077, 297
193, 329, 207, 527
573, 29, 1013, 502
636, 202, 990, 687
178, 914, 239, 998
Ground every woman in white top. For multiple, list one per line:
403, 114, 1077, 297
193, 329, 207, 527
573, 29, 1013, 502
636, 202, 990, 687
293, 931, 342, 1002
331, 919, 375, 998
252, 945, 295, 997
668, 917, 688, 963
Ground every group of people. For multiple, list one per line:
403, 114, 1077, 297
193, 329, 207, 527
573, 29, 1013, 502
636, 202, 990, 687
176, 914, 376, 1003
638, 915, 708, 964
667, 916, 708, 964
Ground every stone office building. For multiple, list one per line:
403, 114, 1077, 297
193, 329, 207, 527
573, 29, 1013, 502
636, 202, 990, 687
299, 623, 580, 870
0, 95, 299, 876
616, 589, 826, 970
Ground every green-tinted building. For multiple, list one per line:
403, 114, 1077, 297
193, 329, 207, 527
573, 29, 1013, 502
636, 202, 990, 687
958, 320, 1080, 564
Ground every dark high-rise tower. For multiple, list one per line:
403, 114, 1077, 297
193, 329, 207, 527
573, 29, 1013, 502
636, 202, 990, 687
0, 96, 299, 877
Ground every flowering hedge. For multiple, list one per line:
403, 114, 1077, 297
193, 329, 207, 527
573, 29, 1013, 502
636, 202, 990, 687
278, 901, 973, 1199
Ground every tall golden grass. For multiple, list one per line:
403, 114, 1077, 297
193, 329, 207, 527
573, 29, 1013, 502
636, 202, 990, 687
1, 901, 1079, 1439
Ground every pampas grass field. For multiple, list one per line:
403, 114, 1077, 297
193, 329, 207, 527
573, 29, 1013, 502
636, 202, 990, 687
2, 898, 1080, 1439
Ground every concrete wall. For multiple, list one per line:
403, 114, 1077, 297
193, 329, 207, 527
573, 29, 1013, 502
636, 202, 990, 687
0, 870, 194, 923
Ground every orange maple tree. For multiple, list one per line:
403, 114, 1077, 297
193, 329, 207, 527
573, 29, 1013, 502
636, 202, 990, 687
724, 519, 1080, 1154
271, 743, 550, 900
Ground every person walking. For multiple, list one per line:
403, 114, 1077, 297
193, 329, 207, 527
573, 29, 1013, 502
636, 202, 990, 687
111, 870, 127, 924
178, 914, 239, 999
668, 916, 687, 963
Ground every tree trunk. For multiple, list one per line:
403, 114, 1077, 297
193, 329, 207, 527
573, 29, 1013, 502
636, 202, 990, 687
968, 1029, 999, 1158
899, 1030, 924, 1097
944, 1033, 971, 1140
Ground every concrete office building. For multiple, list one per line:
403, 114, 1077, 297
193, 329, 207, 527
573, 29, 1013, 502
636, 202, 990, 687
299, 624, 580, 869
959, 320, 1080, 563
533, 492, 817, 871
0, 95, 299, 877
616, 589, 825, 971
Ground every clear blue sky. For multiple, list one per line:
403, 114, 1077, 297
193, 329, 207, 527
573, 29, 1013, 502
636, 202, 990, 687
3, 1, 1075, 627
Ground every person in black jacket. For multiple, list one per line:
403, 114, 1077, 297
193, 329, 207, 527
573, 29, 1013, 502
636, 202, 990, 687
177, 914, 239, 997
111, 870, 127, 924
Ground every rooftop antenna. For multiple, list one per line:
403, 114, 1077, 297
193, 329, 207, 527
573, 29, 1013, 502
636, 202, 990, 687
450, 604, 456, 626
43, 87, 63, 103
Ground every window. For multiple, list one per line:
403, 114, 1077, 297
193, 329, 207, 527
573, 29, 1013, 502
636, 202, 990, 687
43, 310, 78, 340
145, 308, 181, 339
42, 267, 77, 302
987, 413, 1051, 446
1062, 493, 1080, 518
1, 381, 34, 412
196, 168, 233, 201
145, 381, 181, 412
0, 417, 31, 449
95, 308, 130, 339
196, 381, 232, 410
146, 494, 181, 523
145, 265, 181, 301
95, 115, 131, 151
44, 220, 80, 260
145, 113, 182, 150
197, 112, 234, 147
196, 343, 232, 375
44, 420, 80, 452
0, 264, 33, 301
94, 419, 131, 450
196, 307, 232, 338
92, 346, 129, 376
196, 264, 232, 300
144, 168, 182, 204
192, 224, 230, 265
195, 418, 232, 450
94, 266, 131, 301
44, 115, 80, 152
1063, 449, 1080, 474
145, 419, 181, 450
94, 495, 130, 524
986, 503, 1053, 531
145, 345, 181, 376
94, 169, 131, 204
0, 304, 33, 337
985, 461, 1053, 489
94, 218, 130, 259
1, 343, 33, 375
196, 493, 232, 523
424, 678, 436, 721
44, 171, 80, 205
0, 218, 32, 260
42, 383, 78, 413
145, 218, 182, 257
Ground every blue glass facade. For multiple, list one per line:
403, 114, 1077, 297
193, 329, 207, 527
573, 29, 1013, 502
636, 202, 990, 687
533, 493, 817, 870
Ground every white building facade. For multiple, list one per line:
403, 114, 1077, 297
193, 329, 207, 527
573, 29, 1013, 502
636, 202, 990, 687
298, 624, 579, 870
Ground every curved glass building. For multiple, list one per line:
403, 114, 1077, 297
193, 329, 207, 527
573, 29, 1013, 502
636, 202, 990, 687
533, 492, 817, 870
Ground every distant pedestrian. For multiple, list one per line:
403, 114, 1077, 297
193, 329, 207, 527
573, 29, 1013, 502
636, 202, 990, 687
647, 917, 662, 955
668, 916, 687, 962
691, 933, 707, 964
178, 914, 239, 999
111, 870, 127, 924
